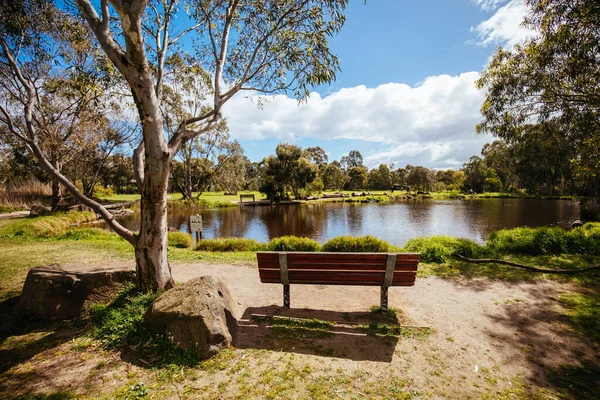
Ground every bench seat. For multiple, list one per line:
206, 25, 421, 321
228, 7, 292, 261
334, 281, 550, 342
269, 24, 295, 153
257, 252, 420, 310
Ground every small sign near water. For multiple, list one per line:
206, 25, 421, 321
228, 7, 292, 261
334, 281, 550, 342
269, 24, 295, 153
190, 215, 203, 232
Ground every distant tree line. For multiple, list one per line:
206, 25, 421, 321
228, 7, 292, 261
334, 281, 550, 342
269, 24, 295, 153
2, 132, 595, 203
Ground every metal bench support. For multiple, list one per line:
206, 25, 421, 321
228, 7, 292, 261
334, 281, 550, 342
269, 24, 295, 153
280, 253, 290, 308
380, 287, 389, 311
283, 284, 290, 309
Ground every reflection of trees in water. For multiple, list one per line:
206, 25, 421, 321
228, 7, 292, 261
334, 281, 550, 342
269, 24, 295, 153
108, 199, 581, 244
346, 204, 364, 233
201, 208, 253, 238
405, 200, 433, 229
261, 204, 329, 240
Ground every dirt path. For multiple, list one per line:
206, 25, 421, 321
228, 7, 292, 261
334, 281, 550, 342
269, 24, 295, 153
173, 262, 599, 396
1, 260, 598, 398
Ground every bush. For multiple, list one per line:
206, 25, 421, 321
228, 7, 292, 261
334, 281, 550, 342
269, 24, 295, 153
194, 237, 265, 252
566, 223, 600, 255
403, 236, 461, 263
452, 238, 493, 259
532, 227, 568, 254
168, 231, 194, 248
268, 236, 321, 252
321, 235, 391, 252
486, 227, 538, 255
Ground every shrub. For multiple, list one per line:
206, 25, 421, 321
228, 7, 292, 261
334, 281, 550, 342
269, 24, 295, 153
168, 231, 194, 248
451, 238, 494, 259
487, 226, 573, 255
194, 237, 265, 252
486, 227, 538, 255
532, 227, 568, 254
268, 236, 321, 252
403, 236, 461, 263
566, 222, 600, 255
321, 235, 391, 252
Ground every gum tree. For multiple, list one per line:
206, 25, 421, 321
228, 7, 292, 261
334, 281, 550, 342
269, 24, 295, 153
0, 0, 347, 291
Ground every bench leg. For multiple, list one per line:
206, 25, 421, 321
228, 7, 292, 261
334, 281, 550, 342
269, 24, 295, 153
283, 284, 290, 309
380, 287, 388, 311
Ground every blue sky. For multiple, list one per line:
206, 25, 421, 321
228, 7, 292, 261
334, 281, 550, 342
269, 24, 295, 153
221, 0, 533, 169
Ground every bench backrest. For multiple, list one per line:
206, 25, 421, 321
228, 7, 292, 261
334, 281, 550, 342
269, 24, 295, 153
257, 252, 419, 287
239, 194, 256, 202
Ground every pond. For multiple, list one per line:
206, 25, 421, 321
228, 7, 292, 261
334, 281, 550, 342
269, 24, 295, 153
107, 198, 581, 246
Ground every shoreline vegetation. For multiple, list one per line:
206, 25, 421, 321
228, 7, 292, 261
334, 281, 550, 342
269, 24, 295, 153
105, 190, 582, 210
1, 211, 599, 302
0, 188, 584, 215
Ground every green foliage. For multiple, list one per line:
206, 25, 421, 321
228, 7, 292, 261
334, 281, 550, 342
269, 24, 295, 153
404, 236, 460, 263
0, 211, 97, 238
566, 223, 600, 255
88, 285, 200, 366
321, 235, 391, 252
167, 232, 194, 249
487, 223, 600, 256
476, 0, 600, 197
260, 144, 318, 200
194, 238, 266, 252
452, 238, 493, 259
268, 236, 321, 252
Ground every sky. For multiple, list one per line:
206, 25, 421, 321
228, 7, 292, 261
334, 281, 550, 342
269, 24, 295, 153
220, 0, 534, 169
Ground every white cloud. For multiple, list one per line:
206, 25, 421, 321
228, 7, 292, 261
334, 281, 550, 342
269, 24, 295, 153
472, 0, 509, 11
471, 0, 536, 49
222, 72, 491, 169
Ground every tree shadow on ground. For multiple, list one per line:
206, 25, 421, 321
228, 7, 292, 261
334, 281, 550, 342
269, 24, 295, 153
0, 297, 83, 374
235, 306, 430, 362
447, 276, 600, 399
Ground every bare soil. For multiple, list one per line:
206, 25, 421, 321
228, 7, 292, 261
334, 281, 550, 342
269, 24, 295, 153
1, 260, 599, 399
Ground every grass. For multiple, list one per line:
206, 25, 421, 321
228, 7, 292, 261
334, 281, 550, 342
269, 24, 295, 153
1, 212, 599, 399
0, 179, 52, 211
1, 212, 599, 304
87, 284, 201, 366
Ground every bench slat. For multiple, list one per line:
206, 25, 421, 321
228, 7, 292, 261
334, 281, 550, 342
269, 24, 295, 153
260, 279, 417, 286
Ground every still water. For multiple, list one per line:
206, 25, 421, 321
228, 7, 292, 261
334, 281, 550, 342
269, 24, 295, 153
111, 198, 581, 246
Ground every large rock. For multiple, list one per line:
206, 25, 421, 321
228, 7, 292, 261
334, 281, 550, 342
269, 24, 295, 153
17, 264, 135, 320
144, 276, 239, 358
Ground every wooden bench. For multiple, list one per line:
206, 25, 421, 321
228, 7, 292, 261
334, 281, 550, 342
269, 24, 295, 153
239, 193, 256, 203
257, 252, 420, 311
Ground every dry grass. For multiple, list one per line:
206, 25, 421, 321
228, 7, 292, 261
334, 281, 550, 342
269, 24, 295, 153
0, 179, 51, 211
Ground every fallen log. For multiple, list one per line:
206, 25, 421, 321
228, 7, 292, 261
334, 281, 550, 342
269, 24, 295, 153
454, 254, 600, 274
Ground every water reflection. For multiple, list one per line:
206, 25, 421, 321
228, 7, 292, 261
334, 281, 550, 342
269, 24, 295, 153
108, 198, 580, 246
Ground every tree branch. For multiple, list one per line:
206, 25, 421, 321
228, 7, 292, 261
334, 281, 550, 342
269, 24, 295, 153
455, 254, 600, 274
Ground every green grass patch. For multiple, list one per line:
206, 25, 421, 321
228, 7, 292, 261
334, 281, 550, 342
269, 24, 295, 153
560, 290, 600, 344
358, 322, 431, 338
0, 211, 97, 238
252, 315, 335, 338
0, 205, 28, 213
87, 284, 201, 366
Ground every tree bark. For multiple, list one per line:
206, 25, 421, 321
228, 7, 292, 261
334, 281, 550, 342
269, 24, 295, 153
133, 104, 174, 292
184, 157, 193, 200
51, 152, 62, 211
